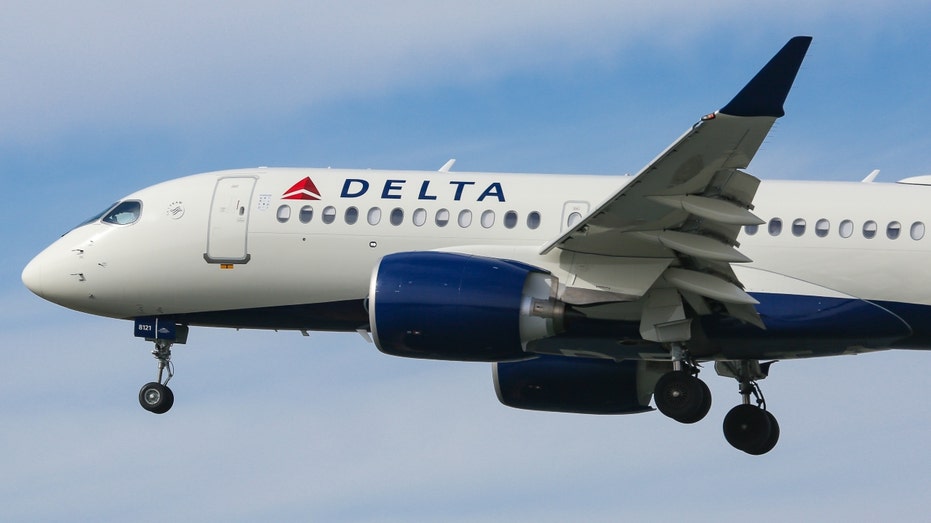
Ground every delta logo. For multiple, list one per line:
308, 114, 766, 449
282, 176, 507, 202
282, 177, 322, 200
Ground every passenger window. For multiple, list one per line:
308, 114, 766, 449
744, 224, 759, 235
458, 210, 472, 228
345, 207, 359, 225
886, 221, 901, 239
103, 201, 142, 225
815, 219, 830, 238
390, 208, 404, 226
504, 211, 518, 229
481, 210, 495, 228
527, 211, 541, 230
276, 205, 291, 224
413, 208, 427, 227
839, 220, 854, 238
299, 205, 313, 224
792, 218, 806, 237
435, 209, 450, 227
768, 218, 782, 236
863, 220, 877, 239
367, 207, 382, 225
911, 221, 926, 240
322, 206, 336, 224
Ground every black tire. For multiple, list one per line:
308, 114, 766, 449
723, 404, 772, 453
744, 410, 780, 455
654, 371, 709, 424
695, 378, 713, 422
139, 382, 174, 414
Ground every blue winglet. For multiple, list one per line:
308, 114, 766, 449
719, 36, 812, 117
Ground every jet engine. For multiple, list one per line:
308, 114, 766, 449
494, 356, 666, 414
369, 252, 564, 361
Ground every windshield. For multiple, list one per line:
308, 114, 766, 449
102, 200, 142, 225
75, 202, 120, 229
73, 200, 142, 230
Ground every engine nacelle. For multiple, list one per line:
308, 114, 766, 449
369, 252, 563, 361
494, 356, 667, 414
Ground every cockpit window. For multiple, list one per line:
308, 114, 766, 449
102, 200, 142, 225
76, 202, 120, 228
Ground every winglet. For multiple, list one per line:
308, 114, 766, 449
719, 36, 812, 117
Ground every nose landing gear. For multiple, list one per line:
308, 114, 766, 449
133, 317, 187, 414
139, 340, 174, 414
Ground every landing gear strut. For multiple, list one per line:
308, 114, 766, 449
654, 344, 712, 424
134, 318, 187, 414
138, 340, 175, 414
717, 360, 780, 455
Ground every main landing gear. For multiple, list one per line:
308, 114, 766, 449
654, 350, 781, 455
138, 340, 175, 414
718, 360, 779, 455
653, 346, 711, 424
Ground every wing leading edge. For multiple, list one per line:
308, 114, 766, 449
542, 36, 812, 330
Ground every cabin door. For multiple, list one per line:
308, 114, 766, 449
205, 176, 257, 264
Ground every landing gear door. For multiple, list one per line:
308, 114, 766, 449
205, 176, 257, 264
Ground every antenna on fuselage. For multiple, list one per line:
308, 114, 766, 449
438, 159, 456, 172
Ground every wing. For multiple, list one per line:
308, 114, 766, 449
542, 36, 812, 331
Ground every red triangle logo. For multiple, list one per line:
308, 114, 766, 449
282, 177, 321, 200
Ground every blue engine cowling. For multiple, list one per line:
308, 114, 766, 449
369, 252, 562, 361
494, 356, 666, 414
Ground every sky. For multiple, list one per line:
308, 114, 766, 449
3, 2, 931, 521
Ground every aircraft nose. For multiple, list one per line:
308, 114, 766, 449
22, 254, 45, 298
22, 243, 98, 313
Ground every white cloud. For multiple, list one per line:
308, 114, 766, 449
1, 0, 908, 144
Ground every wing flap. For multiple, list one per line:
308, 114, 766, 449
663, 268, 758, 306
545, 37, 811, 330
634, 230, 752, 263
647, 194, 764, 226
539, 114, 777, 257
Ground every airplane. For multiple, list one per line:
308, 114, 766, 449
24, 35, 929, 455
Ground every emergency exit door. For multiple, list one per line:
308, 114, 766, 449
205, 176, 257, 264
561, 201, 590, 232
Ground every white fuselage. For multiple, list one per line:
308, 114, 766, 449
22, 167, 931, 357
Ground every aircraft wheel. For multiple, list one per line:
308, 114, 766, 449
723, 404, 772, 453
139, 382, 174, 414
696, 378, 713, 422
654, 371, 709, 424
744, 410, 780, 455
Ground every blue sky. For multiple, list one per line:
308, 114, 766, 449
4, 2, 931, 521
